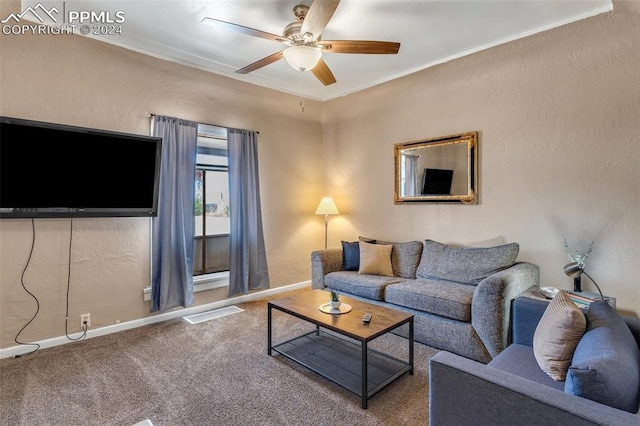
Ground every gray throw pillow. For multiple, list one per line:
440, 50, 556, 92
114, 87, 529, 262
416, 239, 519, 285
564, 301, 640, 413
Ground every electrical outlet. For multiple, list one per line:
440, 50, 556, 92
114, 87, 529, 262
80, 313, 91, 329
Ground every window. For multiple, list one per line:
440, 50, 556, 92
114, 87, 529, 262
193, 124, 229, 276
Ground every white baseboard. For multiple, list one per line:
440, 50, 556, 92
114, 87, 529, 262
1, 281, 310, 359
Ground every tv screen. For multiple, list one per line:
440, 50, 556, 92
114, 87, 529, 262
422, 168, 453, 195
0, 116, 163, 218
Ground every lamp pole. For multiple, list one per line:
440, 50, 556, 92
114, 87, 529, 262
324, 214, 329, 249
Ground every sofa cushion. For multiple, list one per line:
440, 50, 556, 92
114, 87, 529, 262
325, 271, 405, 301
564, 301, 640, 413
359, 236, 423, 279
358, 241, 394, 277
341, 241, 361, 271
488, 344, 565, 391
384, 279, 475, 322
416, 239, 519, 285
533, 290, 586, 381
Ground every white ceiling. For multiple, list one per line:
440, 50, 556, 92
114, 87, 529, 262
22, 0, 613, 101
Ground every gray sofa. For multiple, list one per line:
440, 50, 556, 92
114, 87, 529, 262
429, 296, 640, 425
311, 238, 540, 363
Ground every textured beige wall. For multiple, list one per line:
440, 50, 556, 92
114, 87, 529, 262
1, 0, 639, 350
322, 1, 640, 316
0, 0, 325, 348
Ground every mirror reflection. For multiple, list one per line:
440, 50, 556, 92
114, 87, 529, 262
394, 132, 478, 204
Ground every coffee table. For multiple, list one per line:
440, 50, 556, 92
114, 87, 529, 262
268, 289, 414, 408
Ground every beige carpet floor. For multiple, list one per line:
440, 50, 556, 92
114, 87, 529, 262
0, 292, 440, 425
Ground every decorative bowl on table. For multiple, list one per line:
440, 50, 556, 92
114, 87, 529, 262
540, 286, 559, 299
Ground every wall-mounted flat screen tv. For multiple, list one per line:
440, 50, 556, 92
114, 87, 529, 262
0, 116, 163, 218
422, 168, 453, 195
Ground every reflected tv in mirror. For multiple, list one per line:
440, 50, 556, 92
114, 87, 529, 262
422, 168, 453, 195
0, 116, 163, 218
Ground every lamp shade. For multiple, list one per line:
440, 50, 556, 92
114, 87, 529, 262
315, 197, 339, 215
563, 262, 584, 278
283, 46, 322, 71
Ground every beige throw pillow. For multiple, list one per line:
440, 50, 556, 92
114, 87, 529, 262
533, 290, 587, 381
358, 241, 394, 277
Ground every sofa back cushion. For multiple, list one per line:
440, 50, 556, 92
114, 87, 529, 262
416, 239, 519, 285
359, 236, 423, 279
564, 301, 640, 413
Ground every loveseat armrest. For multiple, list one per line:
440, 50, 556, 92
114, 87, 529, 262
311, 249, 343, 289
512, 296, 551, 346
472, 262, 540, 359
429, 351, 638, 426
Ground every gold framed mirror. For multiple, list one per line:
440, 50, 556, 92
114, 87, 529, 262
394, 131, 478, 204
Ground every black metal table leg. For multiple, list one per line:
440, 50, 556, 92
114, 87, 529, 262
361, 341, 368, 409
267, 303, 272, 356
409, 317, 414, 375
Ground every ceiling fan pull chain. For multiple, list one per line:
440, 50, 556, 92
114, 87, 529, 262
299, 69, 305, 113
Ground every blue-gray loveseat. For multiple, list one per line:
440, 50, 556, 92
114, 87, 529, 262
312, 238, 540, 363
429, 296, 640, 425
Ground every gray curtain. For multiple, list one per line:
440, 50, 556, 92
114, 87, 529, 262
404, 154, 419, 196
227, 128, 270, 297
151, 115, 198, 312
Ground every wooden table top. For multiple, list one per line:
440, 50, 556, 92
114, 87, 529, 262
268, 289, 413, 342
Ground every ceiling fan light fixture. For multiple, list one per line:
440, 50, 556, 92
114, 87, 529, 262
283, 45, 322, 71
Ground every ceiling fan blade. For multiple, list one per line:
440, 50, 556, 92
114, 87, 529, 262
201, 17, 289, 43
311, 58, 337, 86
318, 40, 400, 54
300, 0, 341, 41
235, 51, 285, 74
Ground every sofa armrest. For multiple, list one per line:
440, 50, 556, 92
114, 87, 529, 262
512, 296, 551, 346
311, 249, 344, 289
625, 316, 640, 348
472, 262, 540, 359
429, 351, 639, 426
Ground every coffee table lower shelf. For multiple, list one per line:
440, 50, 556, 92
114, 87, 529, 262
272, 330, 412, 406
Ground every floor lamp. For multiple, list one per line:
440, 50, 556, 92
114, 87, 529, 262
315, 197, 339, 249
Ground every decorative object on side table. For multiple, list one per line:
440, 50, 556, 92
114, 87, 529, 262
539, 286, 559, 299
564, 238, 604, 300
562, 238, 593, 293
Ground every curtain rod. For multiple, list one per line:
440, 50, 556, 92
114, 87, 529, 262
145, 112, 261, 135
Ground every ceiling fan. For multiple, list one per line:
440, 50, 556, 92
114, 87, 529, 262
201, 0, 401, 86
